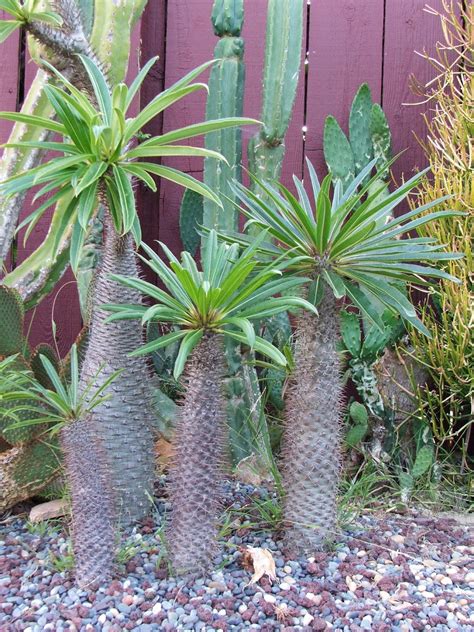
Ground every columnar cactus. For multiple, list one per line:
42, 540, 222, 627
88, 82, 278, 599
247, 0, 304, 191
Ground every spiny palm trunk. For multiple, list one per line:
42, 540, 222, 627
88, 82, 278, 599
79, 210, 155, 527
281, 290, 342, 556
168, 333, 227, 576
60, 416, 115, 589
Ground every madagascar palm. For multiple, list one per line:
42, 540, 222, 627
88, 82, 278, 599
106, 230, 316, 574
225, 159, 463, 555
1, 346, 120, 588
0, 55, 257, 525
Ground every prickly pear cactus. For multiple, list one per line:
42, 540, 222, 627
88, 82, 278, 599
0, 288, 64, 510
0, 287, 25, 357
324, 83, 392, 201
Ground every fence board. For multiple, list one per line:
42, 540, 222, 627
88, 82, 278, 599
382, 0, 450, 188
138, 0, 167, 282
0, 13, 19, 143
304, 0, 385, 180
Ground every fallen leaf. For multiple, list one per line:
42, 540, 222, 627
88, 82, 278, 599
242, 546, 277, 586
274, 603, 291, 623
234, 454, 273, 486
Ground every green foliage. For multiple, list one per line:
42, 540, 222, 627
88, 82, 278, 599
0, 57, 254, 274
106, 230, 315, 377
0, 0, 61, 43
407, 2, 473, 457
225, 159, 463, 333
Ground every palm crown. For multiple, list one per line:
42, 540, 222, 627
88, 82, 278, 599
0, 55, 257, 270
105, 230, 316, 378
225, 158, 463, 335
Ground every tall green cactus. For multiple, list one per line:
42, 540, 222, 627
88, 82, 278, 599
247, 0, 303, 188
323, 83, 392, 216
180, 0, 245, 253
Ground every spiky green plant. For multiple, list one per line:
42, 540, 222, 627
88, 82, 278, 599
1, 345, 120, 588
224, 158, 463, 555
178, 0, 304, 465
0, 51, 257, 525
0, 0, 146, 306
106, 230, 315, 575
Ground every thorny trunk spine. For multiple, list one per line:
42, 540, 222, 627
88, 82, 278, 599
79, 201, 155, 527
168, 333, 228, 576
281, 289, 342, 556
60, 415, 115, 589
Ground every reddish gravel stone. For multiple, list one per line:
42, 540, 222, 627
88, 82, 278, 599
311, 616, 328, 630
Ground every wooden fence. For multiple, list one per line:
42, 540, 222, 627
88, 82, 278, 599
0, 0, 448, 353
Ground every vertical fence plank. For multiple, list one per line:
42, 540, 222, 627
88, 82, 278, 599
383, 0, 452, 187
138, 0, 167, 282
304, 0, 385, 179
0, 17, 20, 275
0, 15, 19, 143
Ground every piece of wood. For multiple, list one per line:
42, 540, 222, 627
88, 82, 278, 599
382, 0, 454, 189
0, 12, 19, 143
304, 0, 385, 180
138, 0, 167, 283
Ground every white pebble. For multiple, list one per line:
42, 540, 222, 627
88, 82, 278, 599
280, 582, 290, 591
238, 604, 247, 614
152, 602, 162, 615
465, 572, 474, 584
98, 614, 107, 625
283, 565, 292, 574
263, 593, 276, 604
302, 613, 314, 626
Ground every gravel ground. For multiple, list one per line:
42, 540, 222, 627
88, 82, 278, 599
1, 481, 473, 631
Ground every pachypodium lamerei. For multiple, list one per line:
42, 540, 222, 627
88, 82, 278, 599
179, 0, 304, 465
0, 1, 258, 527
0, 0, 146, 309
224, 158, 463, 555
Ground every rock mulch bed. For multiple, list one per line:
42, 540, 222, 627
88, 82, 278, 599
1, 482, 473, 631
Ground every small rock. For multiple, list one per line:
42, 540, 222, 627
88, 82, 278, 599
29, 500, 68, 523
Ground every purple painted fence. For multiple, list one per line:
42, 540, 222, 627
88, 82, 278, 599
0, 0, 449, 352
